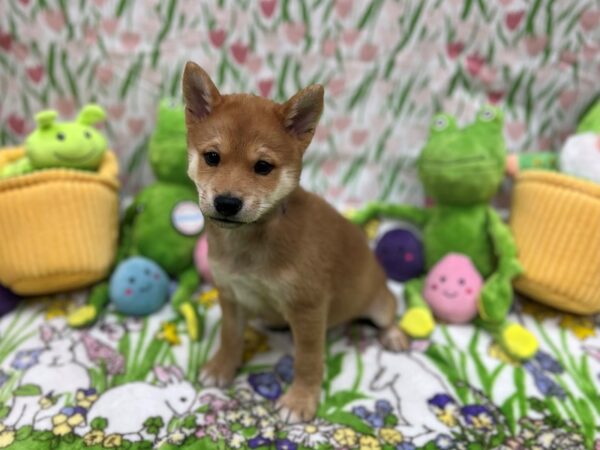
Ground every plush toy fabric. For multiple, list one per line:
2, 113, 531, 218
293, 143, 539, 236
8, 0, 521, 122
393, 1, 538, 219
423, 253, 483, 324
0, 105, 107, 178
352, 106, 538, 360
109, 257, 169, 316
68, 101, 203, 340
576, 99, 600, 134
559, 132, 600, 184
505, 152, 558, 178
0, 285, 20, 317
194, 235, 213, 284
374, 228, 424, 282
148, 99, 196, 190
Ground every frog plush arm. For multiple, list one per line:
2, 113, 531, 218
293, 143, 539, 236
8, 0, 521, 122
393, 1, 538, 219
351, 201, 430, 227
0, 157, 34, 178
477, 208, 537, 359
171, 266, 201, 341
478, 207, 523, 324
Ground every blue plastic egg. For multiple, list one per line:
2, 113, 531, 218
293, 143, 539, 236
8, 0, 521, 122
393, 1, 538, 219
109, 257, 169, 316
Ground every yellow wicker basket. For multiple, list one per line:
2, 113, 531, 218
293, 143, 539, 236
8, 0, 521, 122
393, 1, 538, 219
0, 147, 119, 295
510, 170, 600, 314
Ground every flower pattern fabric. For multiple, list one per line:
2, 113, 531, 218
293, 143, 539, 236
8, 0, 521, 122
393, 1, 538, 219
1, 0, 600, 439
1, 0, 599, 202
0, 287, 599, 449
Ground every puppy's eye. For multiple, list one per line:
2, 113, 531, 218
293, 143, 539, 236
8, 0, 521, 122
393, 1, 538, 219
203, 151, 220, 167
254, 160, 274, 175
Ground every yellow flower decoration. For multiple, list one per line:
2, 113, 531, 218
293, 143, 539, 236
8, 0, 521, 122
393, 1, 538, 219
53, 422, 72, 436
0, 425, 15, 449
559, 315, 596, 340
76, 390, 99, 409
167, 430, 186, 445
487, 342, 519, 366
436, 410, 458, 427
379, 428, 403, 445
67, 412, 85, 428
472, 413, 494, 430
341, 207, 357, 219
45, 297, 73, 319
303, 424, 318, 434
157, 322, 181, 346
39, 394, 57, 409
198, 288, 219, 308
103, 434, 123, 448
243, 326, 270, 362
359, 435, 381, 450
334, 427, 357, 447
365, 219, 381, 241
52, 412, 69, 428
521, 300, 557, 322
83, 430, 105, 446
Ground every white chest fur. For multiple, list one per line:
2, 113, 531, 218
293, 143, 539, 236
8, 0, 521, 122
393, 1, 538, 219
211, 261, 291, 318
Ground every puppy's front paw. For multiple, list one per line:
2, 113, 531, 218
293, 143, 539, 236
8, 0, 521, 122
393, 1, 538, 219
199, 354, 238, 388
380, 326, 410, 352
276, 385, 319, 423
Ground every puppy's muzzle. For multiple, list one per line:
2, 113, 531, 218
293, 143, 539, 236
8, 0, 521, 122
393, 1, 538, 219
214, 195, 243, 217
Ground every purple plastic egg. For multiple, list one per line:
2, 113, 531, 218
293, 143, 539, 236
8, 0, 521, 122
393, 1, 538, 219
374, 228, 424, 282
0, 285, 20, 317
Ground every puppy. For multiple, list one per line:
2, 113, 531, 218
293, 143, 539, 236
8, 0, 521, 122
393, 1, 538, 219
182, 61, 408, 423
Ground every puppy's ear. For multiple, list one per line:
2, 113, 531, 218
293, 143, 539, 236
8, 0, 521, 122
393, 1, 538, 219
182, 61, 221, 121
281, 84, 324, 140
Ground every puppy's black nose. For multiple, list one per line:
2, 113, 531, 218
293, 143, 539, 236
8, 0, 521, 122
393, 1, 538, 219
214, 195, 243, 217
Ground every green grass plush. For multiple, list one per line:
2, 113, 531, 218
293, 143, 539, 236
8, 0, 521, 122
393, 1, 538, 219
68, 100, 203, 340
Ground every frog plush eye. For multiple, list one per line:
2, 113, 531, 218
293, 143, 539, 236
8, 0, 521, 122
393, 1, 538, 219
430, 114, 456, 133
433, 116, 448, 131
478, 107, 496, 122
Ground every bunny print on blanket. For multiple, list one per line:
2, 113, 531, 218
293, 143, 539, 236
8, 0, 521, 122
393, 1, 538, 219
3, 324, 91, 429
84, 365, 197, 441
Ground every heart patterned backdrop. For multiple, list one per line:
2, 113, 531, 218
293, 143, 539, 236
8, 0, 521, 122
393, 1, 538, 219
0, 0, 599, 203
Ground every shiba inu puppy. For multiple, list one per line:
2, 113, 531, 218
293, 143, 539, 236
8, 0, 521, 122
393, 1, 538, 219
182, 61, 407, 422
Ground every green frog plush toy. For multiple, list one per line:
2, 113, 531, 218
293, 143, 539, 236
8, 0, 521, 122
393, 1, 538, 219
1, 104, 107, 178
68, 100, 203, 340
353, 105, 538, 360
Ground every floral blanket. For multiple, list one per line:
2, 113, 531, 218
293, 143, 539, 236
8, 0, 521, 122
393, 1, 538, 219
0, 279, 598, 450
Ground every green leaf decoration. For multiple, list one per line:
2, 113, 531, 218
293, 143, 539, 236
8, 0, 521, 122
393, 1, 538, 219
15, 425, 33, 440
13, 384, 42, 397
320, 411, 372, 435
91, 417, 108, 431
35, 431, 54, 442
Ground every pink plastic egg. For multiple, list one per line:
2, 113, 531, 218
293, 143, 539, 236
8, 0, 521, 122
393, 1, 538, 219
423, 253, 483, 324
194, 235, 213, 284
